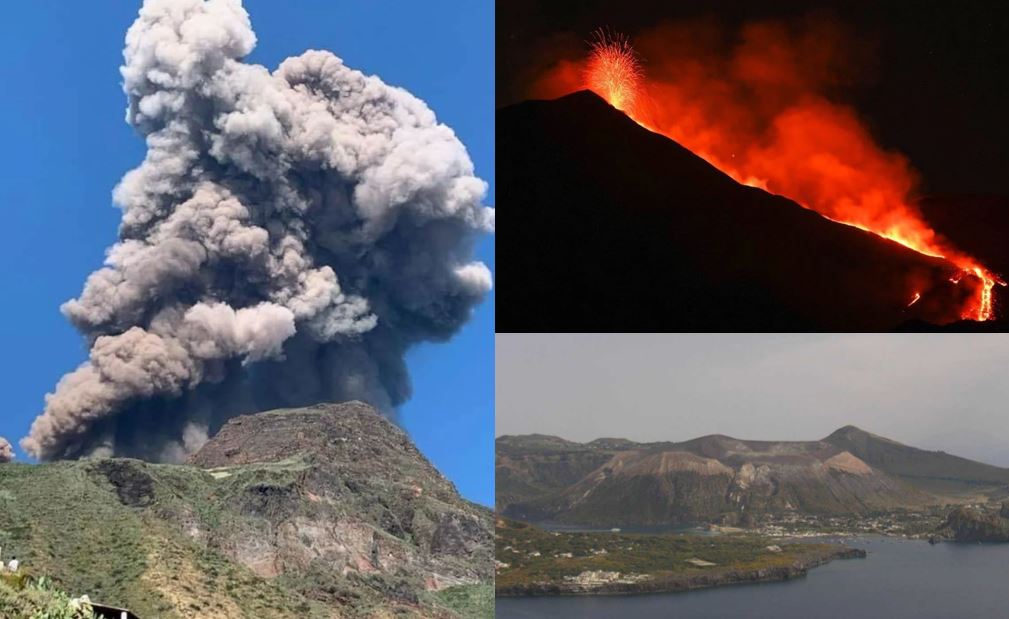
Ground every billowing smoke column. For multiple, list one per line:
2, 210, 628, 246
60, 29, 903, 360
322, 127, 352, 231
0, 438, 12, 463
22, 0, 493, 462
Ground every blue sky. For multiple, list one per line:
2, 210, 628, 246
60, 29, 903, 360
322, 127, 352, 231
0, 1, 494, 506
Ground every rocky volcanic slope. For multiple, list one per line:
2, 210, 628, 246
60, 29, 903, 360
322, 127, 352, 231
497, 90, 976, 331
0, 402, 492, 619
824, 425, 1009, 496
498, 428, 941, 526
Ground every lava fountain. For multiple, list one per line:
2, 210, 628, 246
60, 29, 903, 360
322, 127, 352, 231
585, 30, 643, 114
581, 27, 1003, 321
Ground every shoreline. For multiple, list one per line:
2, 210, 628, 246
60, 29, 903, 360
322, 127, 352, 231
496, 546, 866, 598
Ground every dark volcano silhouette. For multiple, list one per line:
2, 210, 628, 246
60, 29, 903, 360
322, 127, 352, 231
498, 90, 995, 331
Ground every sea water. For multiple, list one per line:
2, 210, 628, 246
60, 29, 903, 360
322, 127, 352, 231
496, 537, 1009, 619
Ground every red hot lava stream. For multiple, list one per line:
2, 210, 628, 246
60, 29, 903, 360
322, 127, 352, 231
581, 29, 1003, 321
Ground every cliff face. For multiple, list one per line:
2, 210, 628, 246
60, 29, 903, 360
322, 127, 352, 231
185, 402, 494, 602
497, 429, 935, 526
0, 402, 493, 619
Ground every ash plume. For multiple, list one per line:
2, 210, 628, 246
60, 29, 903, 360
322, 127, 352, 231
23, 0, 493, 462
0, 438, 12, 463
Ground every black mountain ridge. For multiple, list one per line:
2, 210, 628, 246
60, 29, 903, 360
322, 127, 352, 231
498, 90, 996, 331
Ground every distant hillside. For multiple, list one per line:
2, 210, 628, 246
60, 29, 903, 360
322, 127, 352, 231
824, 426, 1009, 496
496, 435, 614, 513
494, 427, 992, 526
0, 402, 493, 619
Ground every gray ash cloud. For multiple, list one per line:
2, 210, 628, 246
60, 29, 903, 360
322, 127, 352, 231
23, 0, 493, 462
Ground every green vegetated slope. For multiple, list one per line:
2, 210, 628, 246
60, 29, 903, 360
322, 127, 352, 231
431, 583, 494, 617
0, 402, 493, 619
0, 458, 344, 618
0, 574, 99, 618
495, 518, 859, 595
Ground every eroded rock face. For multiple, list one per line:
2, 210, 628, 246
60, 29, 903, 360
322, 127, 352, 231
186, 402, 494, 601
431, 512, 487, 556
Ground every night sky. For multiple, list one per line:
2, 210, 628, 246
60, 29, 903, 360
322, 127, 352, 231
498, 0, 1009, 196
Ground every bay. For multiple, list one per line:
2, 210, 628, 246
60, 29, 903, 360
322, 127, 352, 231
496, 537, 1009, 619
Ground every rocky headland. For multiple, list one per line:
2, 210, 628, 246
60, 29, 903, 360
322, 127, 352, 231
935, 503, 1009, 543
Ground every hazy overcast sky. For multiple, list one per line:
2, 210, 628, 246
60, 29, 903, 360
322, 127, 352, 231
497, 334, 1009, 467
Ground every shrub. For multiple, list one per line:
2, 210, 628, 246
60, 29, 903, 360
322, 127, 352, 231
0, 575, 97, 619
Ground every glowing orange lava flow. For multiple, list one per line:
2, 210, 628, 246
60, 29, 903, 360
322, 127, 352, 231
584, 33, 1004, 321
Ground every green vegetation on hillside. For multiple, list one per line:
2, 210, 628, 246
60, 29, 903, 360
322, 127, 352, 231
0, 455, 489, 618
496, 518, 851, 592
431, 584, 494, 619
0, 404, 493, 618
0, 461, 328, 618
0, 574, 97, 618
0, 461, 157, 613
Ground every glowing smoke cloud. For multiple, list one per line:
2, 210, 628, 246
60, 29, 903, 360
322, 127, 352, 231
22, 0, 493, 462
